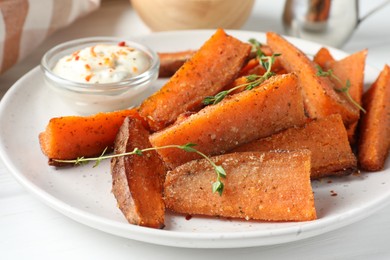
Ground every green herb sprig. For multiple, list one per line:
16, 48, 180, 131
316, 65, 366, 113
202, 38, 279, 106
202, 51, 280, 106
248, 38, 262, 53
54, 143, 226, 195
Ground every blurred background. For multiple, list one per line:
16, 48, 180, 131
1, 0, 390, 95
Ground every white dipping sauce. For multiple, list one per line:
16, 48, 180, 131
53, 42, 150, 84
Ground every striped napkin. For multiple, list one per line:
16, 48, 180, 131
0, 0, 100, 74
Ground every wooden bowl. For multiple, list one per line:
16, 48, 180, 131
131, 0, 255, 31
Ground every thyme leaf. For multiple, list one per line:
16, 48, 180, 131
53, 143, 227, 195
212, 180, 224, 196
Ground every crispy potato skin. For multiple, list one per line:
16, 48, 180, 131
139, 28, 252, 132
266, 32, 359, 125
39, 109, 142, 165
358, 65, 390, 171
149, 73, 307, 169
111, 117, 165, 228
232, 114, 357, 179
164, 151, 316, 221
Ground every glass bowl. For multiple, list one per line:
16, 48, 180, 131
41, 37, 159, 115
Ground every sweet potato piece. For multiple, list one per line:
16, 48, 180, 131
139, 28, 252, 131
232, 114, 357, 179
157, 44, 279, 79
39, 109, 142, 165
238, 45, 285, 78
111, 117, 165, 228
149, 73, 307, 169
164, 150, 316, 222
358, 65, 390, 171
158, 50, 195, 78
266, 32, 359, 125
227, 56, 286, 95
227, 61, 287, 96
327, 49, 367, 143
238, 58, 263, 77
313, 47, 335, 69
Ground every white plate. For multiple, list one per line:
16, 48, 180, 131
0, 30, 388, 248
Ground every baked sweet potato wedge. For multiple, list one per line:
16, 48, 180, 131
327, 49, 367, 144
227, 55, 286, 95
238, 45, 285, 77
139, 28, 252, 131
232, 114, 357, 179
164, 150, 316, 222
313, 47, 335, 69
238, 58, 264, 77
111, 117, 165, 228
149, 73, 307, 169
39, 109, 142, 165
157, 43, 280, 79
328, 49, 367, 104
358, 65, 390, 171
158, 50, 195, 78
266, 32, 359, 125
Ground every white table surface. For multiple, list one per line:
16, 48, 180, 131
1, 0, 389, 259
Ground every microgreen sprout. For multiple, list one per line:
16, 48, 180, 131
316, 65, 366, 113
53, 143, 226, 195
202, 51, 280, 106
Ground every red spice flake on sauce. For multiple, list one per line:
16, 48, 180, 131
85, 74, 93, 82
118, 41, 126, 47
185, 214, 192, 220
71, 50, 80, 59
